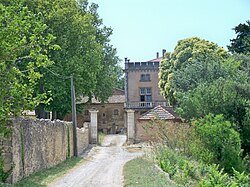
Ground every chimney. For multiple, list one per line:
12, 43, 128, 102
156, 52, 159, 58
125, 57, 128, 63
162, 49, 166, 58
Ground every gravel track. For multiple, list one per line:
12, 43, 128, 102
48, 135, 143, 187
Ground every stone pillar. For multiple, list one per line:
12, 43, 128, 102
89, 108, 98, 144
126, 109, 135, 143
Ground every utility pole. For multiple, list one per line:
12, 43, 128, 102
71, 75, 78, 157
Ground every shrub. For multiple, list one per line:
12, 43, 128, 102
0, 155, 12, 183
147, 119, 192, 154
154, 145, 201, 185
193, 114, 245, 173
154, 144, 250, 186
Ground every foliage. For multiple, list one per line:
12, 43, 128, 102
154, 145, 202, 186
16, 0, 121, 119
232, 53, 250, 78
228, 20, 250, 54
145, 120, 192, 154
159, 37, 250, 155
198, 166, 250, 187
114, 65, 125, 90
193, 114, 244, 173
0, 1, 55, 131
0, 156, 12, 183
242, 105, 250, 155
153, 144, 250, 187
0, 1, 57, 182
173, 58, 250, 154
176, 75, 250, 122
159, 37, 228, 105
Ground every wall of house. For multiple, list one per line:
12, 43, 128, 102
81, 103, 125, 134
2, 117, 89, 184
135, 119, 182, 143
127, 69, 165, 103
135, 120, 161, 143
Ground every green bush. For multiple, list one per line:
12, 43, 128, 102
193, 114, 245, 173
198, 165, 229, 187
155, 145, 201, 185
154, 144, 250, 186
0, 156, 11, 183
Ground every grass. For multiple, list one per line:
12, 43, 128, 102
2, 157, 84, 187
123, 157, 176, 187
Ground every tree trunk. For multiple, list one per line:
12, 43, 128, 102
35, 80, 46, 119
35, 103, 46, 119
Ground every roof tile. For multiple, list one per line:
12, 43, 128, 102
139, 105, 179, 120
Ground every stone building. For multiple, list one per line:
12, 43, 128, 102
136, 105, 182, 142
124, 50, 182, 143
75, 50, 180, 139
77, 88, 125, 134
124, 50, 167, 117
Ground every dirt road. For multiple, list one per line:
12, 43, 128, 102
49, 135, 143, 187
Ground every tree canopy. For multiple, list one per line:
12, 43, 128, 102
0, 0, 122, 121
13, 0, 121, 119
159, 35, 250, 155
228, 20, 250, 54
0, 1, 57, 136
159, 37, 228, 105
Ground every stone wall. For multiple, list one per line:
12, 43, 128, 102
2, 117, 89, 184
135, 120, 160, 142
76, 123, 89, 155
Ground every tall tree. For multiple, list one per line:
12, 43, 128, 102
0, 1, 57, 134
159, 37, 228, 105
21, 0, 120, 119
159, 37, 250, 154
114, 65, 125, 90
228, 20, 250, 54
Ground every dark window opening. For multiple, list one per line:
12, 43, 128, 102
139, 88, 152, 102
140, 74, 151, 82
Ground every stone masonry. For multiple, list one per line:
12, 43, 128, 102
2, 117, 89, 184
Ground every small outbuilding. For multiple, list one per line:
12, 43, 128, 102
136, 105, 182, 142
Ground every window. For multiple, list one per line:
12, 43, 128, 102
140, 74, 145, 81
140, 88, 145, 95
145, 74, 150, 81
146, 88, 151, 94
139, 87, 152, 102
102, 113, 106, 117
113, 109, 119, 115
140, 74, 151, 82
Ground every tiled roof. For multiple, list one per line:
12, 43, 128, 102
78, 88, 125, 104
139, 105, 179, 120
147, 57, 163, 62
108, 95, 125, 103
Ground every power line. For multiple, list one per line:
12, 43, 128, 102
44, 67, 71, 80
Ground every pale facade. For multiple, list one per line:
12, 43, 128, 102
124, 50, 167, 109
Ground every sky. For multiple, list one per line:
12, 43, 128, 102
89, 0, 250, 63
